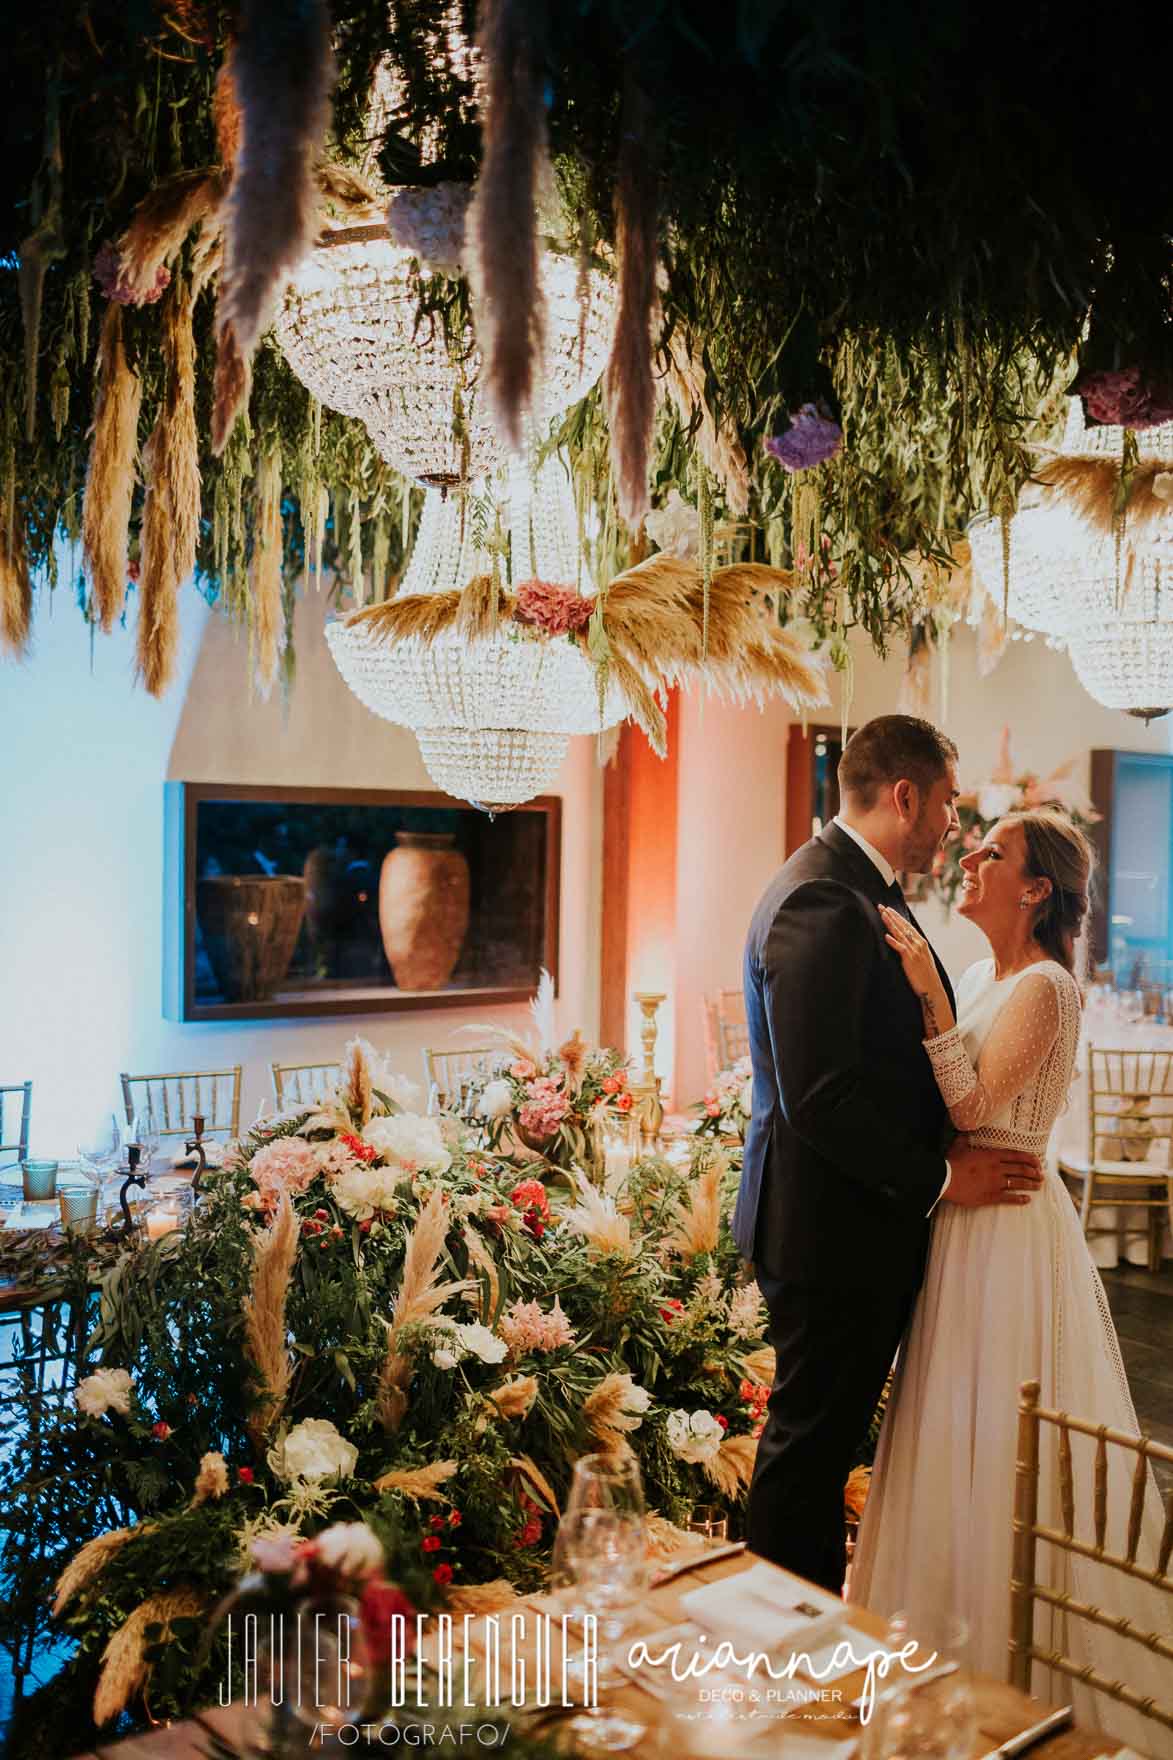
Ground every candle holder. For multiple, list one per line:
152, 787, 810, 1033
186, 1113, 208, 1198
630, 992, 666, 1140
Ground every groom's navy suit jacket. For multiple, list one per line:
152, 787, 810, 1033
732, 822, 956, 1291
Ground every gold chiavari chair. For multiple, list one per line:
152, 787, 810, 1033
423, 1047, 497, 1113
703, 988, 748, 1071
271, 1060, 341, 1111
1057, 1047, 1173, 1273
120, 1067, 242, 1139
1010, 1379, 1173, 1745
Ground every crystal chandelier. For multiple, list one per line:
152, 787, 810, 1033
275, 217, 616, 488
326, 455, 632, 811
969, 401, 1173, 718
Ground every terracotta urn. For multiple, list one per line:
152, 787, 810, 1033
378, 832, 470, 992
196, 875, 307, 1003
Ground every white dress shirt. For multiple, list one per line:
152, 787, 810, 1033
832, 815, 952, 1211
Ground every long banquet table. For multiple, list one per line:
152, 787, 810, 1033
67, 1548, 1140, 1759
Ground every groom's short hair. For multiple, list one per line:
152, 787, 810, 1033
838, 715, 958, 809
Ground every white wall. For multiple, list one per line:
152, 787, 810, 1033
669, 627, 1172, 1095
0, 575, 602, 1157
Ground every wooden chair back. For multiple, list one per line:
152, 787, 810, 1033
120, 1067, 242, 1139
1009, 1378, 1173, 1743
0, 1080, 32, 1175
271, 1061, 341, 1111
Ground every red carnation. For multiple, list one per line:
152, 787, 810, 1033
448, 1510, 462, 1528
237, 1466, 255, 1484
421, 1535, 442, 1554
432, 1563, 454, 1586
340, 1131, 379, 1164
658, 1298, 685, 1324
151, 1421, 171, 1441
430, 1514, 446, 1530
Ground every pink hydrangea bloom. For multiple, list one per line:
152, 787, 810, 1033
250, 1136, 318, 1209
517, 1077, 570, 1139
1076, 367, 1173, 431
764, 403, 843, 472
93, 240, 171, 307
513, 579, 596, 638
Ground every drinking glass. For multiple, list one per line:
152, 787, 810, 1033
565, 1450, 646, 1522
78, 1114, 123, 1181
21, 1160, 59, 1202
289, 1596, 369, 1731
559, 1506, 648, 1748
132, 1106, 161, 1170
862, 1612, 975, 1760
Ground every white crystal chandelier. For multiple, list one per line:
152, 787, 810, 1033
326, 456, 632, 811
275, 220, 616, 488
969, 401, 1173, 718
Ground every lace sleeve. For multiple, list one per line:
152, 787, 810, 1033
923, 969, 1062, 1130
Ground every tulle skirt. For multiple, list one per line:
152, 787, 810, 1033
848, 1164, 1172, 1758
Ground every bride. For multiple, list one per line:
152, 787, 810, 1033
849, 808, 1171, 1756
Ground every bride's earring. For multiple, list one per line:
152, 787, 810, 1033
1018, 895, 1031, 910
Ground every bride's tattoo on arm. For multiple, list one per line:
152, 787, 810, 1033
919, 992, 939, 1037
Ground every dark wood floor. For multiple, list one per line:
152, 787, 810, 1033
1102, 1261, 1173, 1495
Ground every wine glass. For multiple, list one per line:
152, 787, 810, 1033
558, 1506, 648, 1751
78, 1114, 122, 1182
565, 1450, 646, 1521
131, 1106, 161, 1172
862, 1612, 976, 1760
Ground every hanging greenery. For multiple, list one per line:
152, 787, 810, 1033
1, 1, 1170, 689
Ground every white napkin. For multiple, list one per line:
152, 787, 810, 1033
680, 1562, 845, 1663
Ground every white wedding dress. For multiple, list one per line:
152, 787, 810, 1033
849, 957, 1172, 1757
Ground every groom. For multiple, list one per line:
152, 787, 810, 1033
732, 714, 1043, 1593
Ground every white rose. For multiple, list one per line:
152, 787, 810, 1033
74, 1367, 134, 1418
618, 1376, 651, 1420
313, 1522, 384, 1578
455, 1321, 508, 1365
478, 1078, 515, 1121
271, 1418, 358, 1484
333, 1164, 411, 1220
976, 782, 1020, 821
362, 1113, 452, 1173
666, 1408, 725, 1465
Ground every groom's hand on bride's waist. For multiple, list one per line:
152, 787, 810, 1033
942, 1141, 1043, 1208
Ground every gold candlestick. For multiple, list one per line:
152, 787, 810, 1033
631, 992, 666, 1139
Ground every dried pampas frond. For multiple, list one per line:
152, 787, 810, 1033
136, 281, 199, 697
845, 1464, 871, 1523
473, 0, 548, 450
559, 1173, 633, 1257
485, 1375, 538, 1422
666, 1149, 725, 1258
190, 1451, 230, 1507
582, 1372, 643, 1453
700, 1433, 757, 1498
445, 1578, 519, 1614
457, 573, 500, 643
343, 1036, 373, 1128
377, 1191, 474, 1432
1, 510, 32, 657
242, 1192, 298, 1449
645, 1512, 706, 1564
211, 317, 251, 454
741, 1344, 775, 1386
509, 1452, 560, 1516
93, 1588, 206, 1726
462, 1225, 500, 1325
251, 446, 284, 697
663, 329, 750, 517
373, 1458, 458, 1499
603, 555, 827, 714
316, 161, 379, 214
81, 304, 141, 633
117, 170, 222, 304
1039, 455, 1173, 538
53, 1526, 152, 1617
529, 967, 557, 1057
349, 589, 462, 646
218, 0, 335, 361
604, 75, 658, 526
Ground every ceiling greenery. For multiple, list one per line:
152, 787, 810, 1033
1, 0, 1169, 691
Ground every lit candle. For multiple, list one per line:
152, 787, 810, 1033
145, 1208, 179, 1240
604, 1143, 631, 1191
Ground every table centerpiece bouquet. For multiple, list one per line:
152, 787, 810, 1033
693, 1056, 753, 1144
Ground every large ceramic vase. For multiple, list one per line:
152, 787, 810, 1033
378, 833, 470, 992
196, 875, 307, 1003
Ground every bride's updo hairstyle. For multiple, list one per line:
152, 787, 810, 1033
1001, 809, 1095, 976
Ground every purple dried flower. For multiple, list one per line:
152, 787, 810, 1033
764, 402, 843, 472
1076, 368, 1173, 431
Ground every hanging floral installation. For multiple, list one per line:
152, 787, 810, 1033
1, 0, 1170, 697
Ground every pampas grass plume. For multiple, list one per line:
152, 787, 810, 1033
93, 1588, 205, 1725
242, 1190, 298, 1449
81, 304, 141, 633
136, 282, 199, 697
